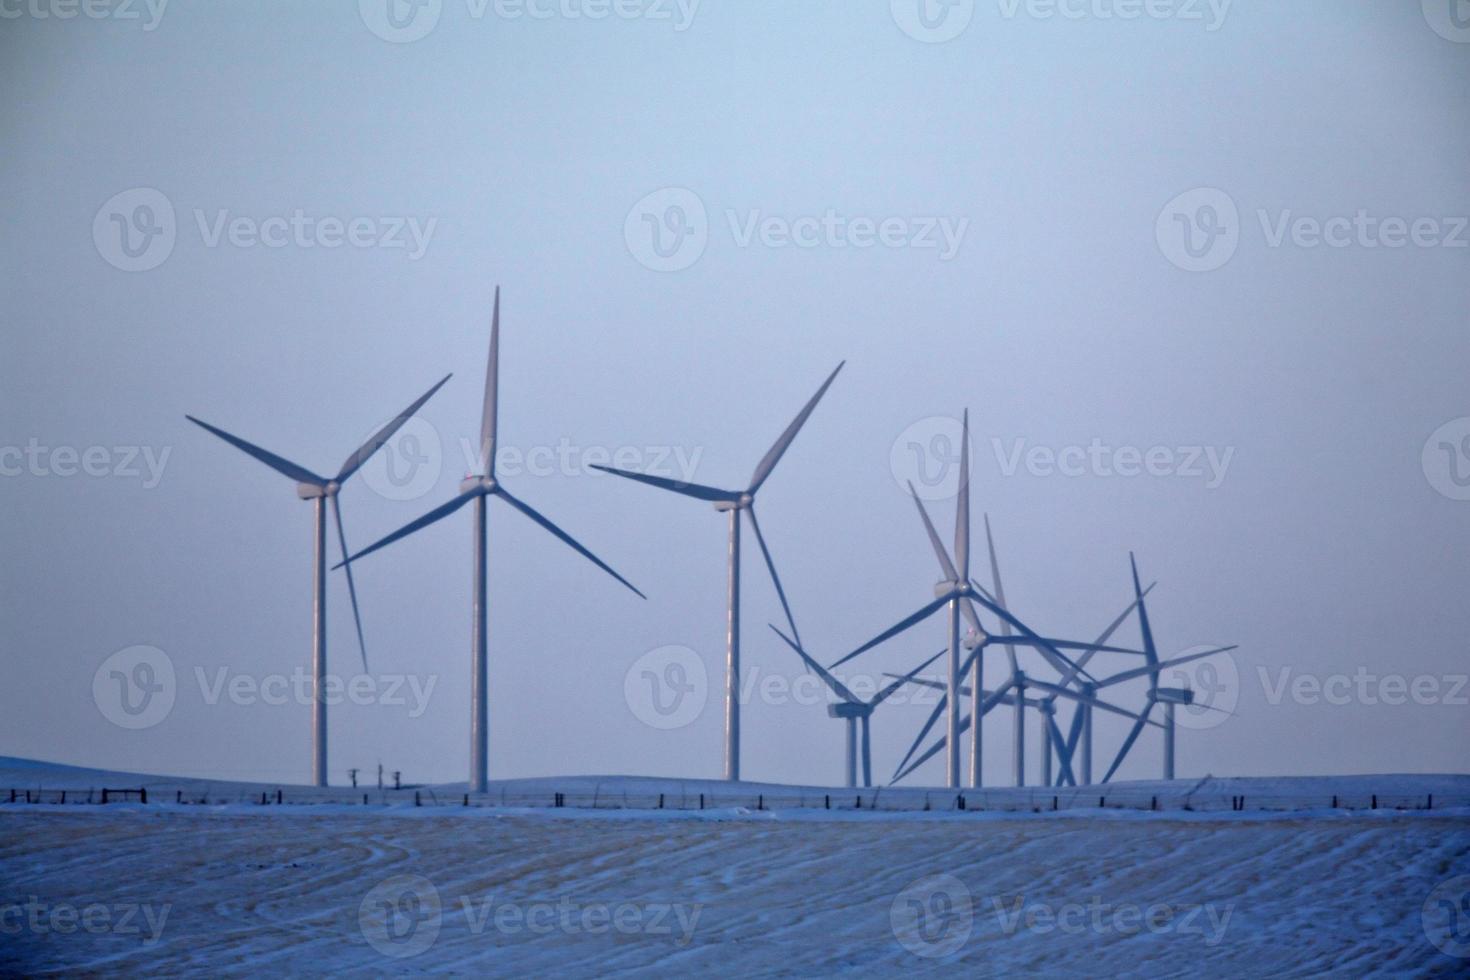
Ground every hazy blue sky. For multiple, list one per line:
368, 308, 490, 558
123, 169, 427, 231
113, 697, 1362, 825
3, 1, 1468, 787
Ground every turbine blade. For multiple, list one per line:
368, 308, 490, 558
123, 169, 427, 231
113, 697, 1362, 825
1049, 713, 1077, 787
1072, 582, 1156, 678
966, 583, 1095, 685
186, 416, 324, 486
984, 514, 1018, 674
337, 373, 453, 483
1095, 645, 1238, 689
1025, 677, 1161, 726
746, 506, 802, 652
890, 653, 960, 782
481, 286, 500, 475
987, 636, 1145, 656
954, 409, 970, 581
1101, 705, 1153, 784
331, 495, 369, 672
871, 649, 947, 708
590, 464, 739, 503
828, 593, 951, 670
747, 361, 844, 493
1131, 553, 1158, 668
768, 624, 855, 703
496, 488, 646, 599
908, 483, 983, 637
335, 487, 479, 568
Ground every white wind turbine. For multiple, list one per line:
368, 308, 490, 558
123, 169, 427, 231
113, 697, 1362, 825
186, 372, 451, 786
591, 362, 844, 781
339, 288, 644, 793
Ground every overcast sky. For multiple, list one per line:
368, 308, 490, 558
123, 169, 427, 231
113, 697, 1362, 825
3, 1, 1468, 788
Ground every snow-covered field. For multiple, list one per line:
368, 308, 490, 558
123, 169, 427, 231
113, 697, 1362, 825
3, 761, 1468, 976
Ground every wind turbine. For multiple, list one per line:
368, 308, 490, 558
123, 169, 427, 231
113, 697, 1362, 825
338, 288, 644, 793
885, 649, 1157, 785
186, 372, 452, 787
1098, 554, 1235, 783
591, 362, 844, 782
849, 446, 1130, 787
769, 625, 942, 788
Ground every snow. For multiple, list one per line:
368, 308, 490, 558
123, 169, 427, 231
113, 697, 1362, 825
2, 758, 1468, 975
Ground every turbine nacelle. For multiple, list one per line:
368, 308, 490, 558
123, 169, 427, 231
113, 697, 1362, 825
827, 702, 869, 720
712, 492, 754, 512
459, 475, 498, 495
1156, 687, 1195, 705
295, 480, 341, 500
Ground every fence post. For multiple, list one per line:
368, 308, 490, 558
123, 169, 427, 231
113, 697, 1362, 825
699, 793, 704, 810
414, 791, 421, 807
1098, 796, 1104, 809
1331, 794, 1337, 809
659, 793, 665, 809
855, 795, 861, 810
463, 794, 469, 807
276, 789, 282, 805
1427, 794, 1433, 811
1052, 795, 1058, 811
363, 794, 369, 805
140, 788, 147, 805
957, 794, 965, 811
1150, 796, 1157, 811
101, 789, 108, 805
1371, 794, 1377, 810
824, 794, 830, 810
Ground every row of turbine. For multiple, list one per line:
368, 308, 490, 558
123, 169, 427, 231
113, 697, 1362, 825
187, 289, 1233, 790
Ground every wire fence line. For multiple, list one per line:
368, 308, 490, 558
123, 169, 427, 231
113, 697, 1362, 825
4, 786, 1465, 815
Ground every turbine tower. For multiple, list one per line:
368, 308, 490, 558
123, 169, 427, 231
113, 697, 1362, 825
592, 362, 844, 781
186, 372, 451, 786
769, 625, 942, 788
339, 288, 644, 793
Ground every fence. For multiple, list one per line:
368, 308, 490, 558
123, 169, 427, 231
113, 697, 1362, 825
4, 785, 1466, 815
